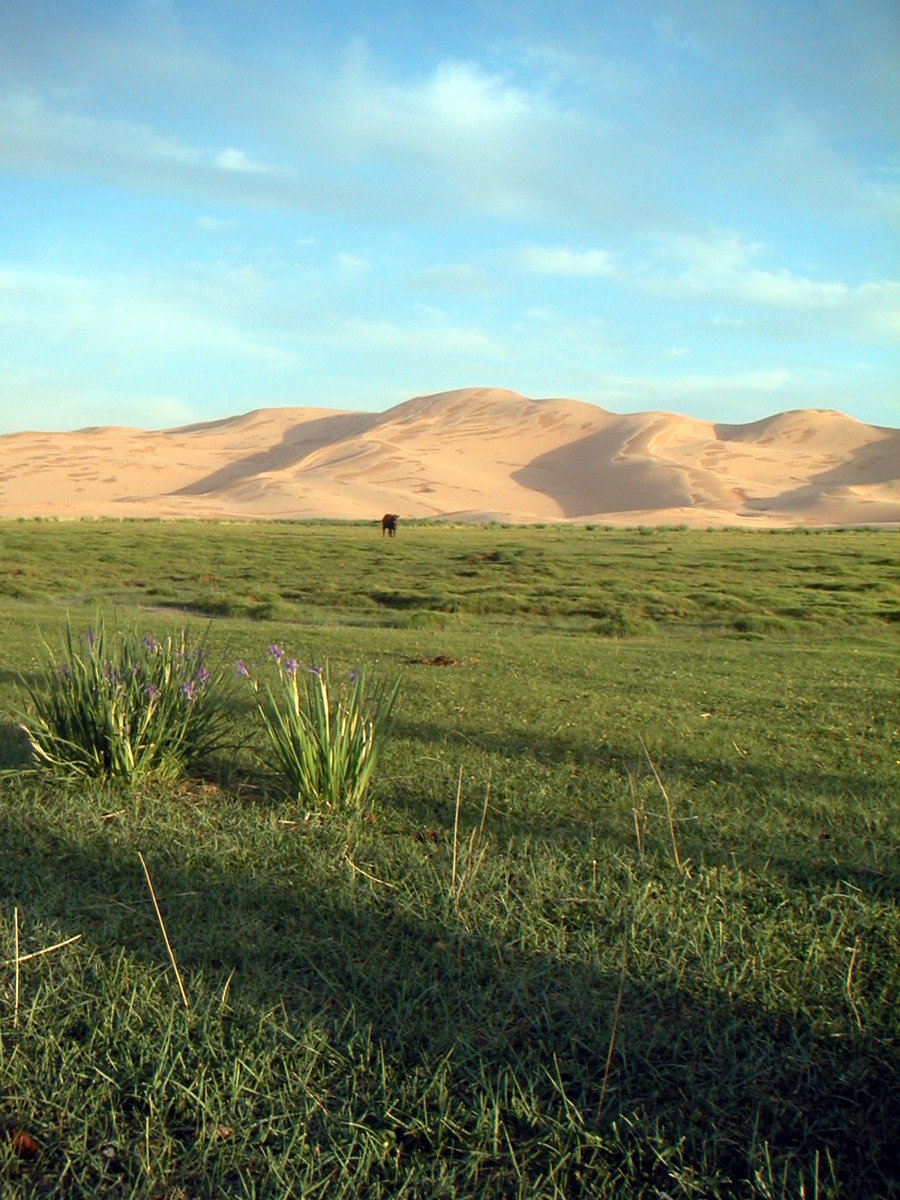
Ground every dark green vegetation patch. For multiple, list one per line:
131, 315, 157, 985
0, 521, 897, 1198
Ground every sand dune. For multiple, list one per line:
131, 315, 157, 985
0, 387, 897, 526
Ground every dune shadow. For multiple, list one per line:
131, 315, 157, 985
718, 426, 900, 518
512, 428, 693, 518
172, 413, 378, 497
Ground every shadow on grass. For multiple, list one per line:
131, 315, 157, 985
0, 802, 894, 1198
390, 718, 898, 899
393, 716, 893, 802
0, 721, 31, 770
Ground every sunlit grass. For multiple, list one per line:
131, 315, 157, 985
0, 522, 896, 1198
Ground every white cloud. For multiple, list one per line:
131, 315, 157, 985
645, 229, 900, 340
215, 147, 272, 174
0, 262, 302, 368
519, 307, 623, 362
0, 54, 576, 222
313, 55, 579, 219
0, 363, 200, 433
337, 317, 506, 360
659, 231, 760, 273
582, 364, 898, 425
335, 252, 370, 274
516, 245, 616, 277
328, 56, 539, 148
416, 60, 532, 128
409, 263, 499, 296
0, 88, 324, 212
581, 368, 795, 419
196, 215, 235, 231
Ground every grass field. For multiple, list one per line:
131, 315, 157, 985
0, 521, 897, 1199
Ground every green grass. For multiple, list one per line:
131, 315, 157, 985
0, 519, 897, 631
0, 521, 897, 1198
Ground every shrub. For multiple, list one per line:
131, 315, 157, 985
18, 619, 231, 782
243, 646, 399, 809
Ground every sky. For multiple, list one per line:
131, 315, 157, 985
0, 0, 897, 434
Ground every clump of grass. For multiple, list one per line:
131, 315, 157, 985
733, 613, 793, 635
242, 645, 400, 809
591, 606, 655, 637
18, 619, 231, 783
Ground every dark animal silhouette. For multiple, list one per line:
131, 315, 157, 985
381, 513, 399, 538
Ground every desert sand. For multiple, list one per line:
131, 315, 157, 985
0, 387, 897, 526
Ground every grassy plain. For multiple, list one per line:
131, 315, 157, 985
0, 521, 897, 1198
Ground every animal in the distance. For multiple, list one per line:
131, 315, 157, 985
381, 513, 399, 538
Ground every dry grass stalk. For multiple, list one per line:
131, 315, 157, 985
2, 933, 82, 967
220, 966, 236, 1011
450, 765, 463, 900
629, 772, 644, 857
478, 768, 492, 840
342, 847, 398, 890
138, 851, 189, 1013
639, 735, 683, 871
13, 907, 20, 1029
597, 917, 628, 1123
846, 936, 863, 1031
449, 769, 493, 907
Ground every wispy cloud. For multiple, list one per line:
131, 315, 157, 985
0, 363, 200, 433
0, 262, 302, 367
515, 246, 616, 277
0, 89, 296, 206
215, 147, 273, 174
408, 263, 499, 296
334, 252, 370, 274
639, 230, 900, 341
337, 316, 506, 359
0, 3, 895, 431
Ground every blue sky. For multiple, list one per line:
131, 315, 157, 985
0, 0, 897, 433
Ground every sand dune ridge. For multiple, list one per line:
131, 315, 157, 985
1, 388, 897, 526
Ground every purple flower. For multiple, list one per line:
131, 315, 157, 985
285, 658, 298, 675
87, 629, 97, 650
181, 680, 197, 702
308, 665, 323, 678
143, 634, 159, 653
267, 644, 285, 661
144, 683, 159, 701
236, 659, 251, 678
195, 665, 210, 685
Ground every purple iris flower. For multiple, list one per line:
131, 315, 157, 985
181, 680, 197, 702
285, 658, 298, 675
195, 665, 210, 685
308, 665, 323, 678
268, 644, 285, 661
87, 629, 97, 650
144, 683, 159, 701
143, 635, 159, 653
236, 659, 251, 678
